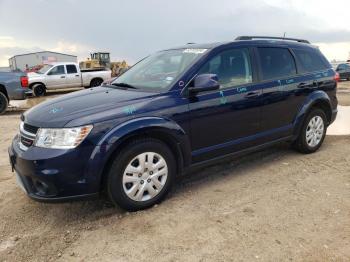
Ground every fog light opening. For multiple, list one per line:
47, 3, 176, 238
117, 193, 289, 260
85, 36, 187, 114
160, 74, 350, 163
34, 180, 49, 196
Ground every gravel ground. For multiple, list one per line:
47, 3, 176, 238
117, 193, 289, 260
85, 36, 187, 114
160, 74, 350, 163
0, 83, 350, 262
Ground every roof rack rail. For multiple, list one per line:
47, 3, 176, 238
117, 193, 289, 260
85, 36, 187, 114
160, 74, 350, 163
235, 36, 310, 44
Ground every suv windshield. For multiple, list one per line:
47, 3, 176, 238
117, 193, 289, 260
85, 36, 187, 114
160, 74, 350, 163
37, 64, 53, 74
111, 48, 208, 91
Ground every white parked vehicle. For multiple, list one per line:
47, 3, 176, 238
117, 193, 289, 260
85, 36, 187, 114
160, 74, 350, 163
27, 62, 111, 96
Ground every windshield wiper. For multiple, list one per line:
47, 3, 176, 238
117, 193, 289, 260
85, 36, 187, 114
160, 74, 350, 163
111, 82, 138, 89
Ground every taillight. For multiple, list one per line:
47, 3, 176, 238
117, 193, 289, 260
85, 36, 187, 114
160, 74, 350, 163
20, 76, 28, 88
334, 72, 340, 83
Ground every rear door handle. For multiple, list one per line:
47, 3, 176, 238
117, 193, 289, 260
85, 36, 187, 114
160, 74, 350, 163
245, 91, 260, 98
298, 81, 318, 89
297, 82, 308, 88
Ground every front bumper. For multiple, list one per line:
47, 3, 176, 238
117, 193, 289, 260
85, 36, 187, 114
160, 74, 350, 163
8, 135, 100, 202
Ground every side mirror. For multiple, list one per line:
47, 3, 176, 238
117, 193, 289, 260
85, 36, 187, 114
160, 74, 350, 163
188, 74, 220, 94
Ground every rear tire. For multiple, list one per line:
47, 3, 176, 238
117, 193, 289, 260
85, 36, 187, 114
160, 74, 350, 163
0, 92, 8, 115
107, 138, 176, 211
293, 108, 327, 154
33, 84, 46, 97
90, 78, 103, 87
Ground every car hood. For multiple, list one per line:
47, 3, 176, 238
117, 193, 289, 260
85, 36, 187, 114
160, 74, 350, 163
23, 86, 158, 128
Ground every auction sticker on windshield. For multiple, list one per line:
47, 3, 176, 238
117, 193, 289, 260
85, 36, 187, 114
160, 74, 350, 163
183, 49, 207, 54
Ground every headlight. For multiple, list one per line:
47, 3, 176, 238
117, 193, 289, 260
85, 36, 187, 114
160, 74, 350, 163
34, 125, 93, 149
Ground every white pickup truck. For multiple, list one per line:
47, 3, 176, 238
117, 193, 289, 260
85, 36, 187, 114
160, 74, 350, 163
27, 62, 111, 96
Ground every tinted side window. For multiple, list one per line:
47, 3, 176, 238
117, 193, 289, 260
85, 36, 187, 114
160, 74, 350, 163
198, 48, 252, 89
293, 49, 328, 73
48, 65, 65, 75
337, 64, 350, 70
66, 64, 78, 74
258, 48, 296, 80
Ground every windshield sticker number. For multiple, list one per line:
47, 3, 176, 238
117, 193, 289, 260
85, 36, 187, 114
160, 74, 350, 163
183, 49, 207, 54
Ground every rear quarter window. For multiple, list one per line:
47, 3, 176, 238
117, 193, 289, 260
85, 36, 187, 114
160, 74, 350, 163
293, 48, 329, 73
66, 64, 78, 74
257, 47, 297, 81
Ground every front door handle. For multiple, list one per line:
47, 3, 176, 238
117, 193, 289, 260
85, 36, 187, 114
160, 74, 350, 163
245, 91, 260, 98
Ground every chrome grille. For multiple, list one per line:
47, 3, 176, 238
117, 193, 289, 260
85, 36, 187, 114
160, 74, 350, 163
19, 122, 37, 151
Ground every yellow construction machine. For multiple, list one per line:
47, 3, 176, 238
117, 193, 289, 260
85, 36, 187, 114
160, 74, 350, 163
79, 52, 129, 76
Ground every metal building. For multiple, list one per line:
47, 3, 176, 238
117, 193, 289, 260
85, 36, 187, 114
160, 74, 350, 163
8, 51, 77, 71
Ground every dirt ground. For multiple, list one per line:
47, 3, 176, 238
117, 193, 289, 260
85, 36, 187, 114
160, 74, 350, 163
1, 83, 350, 262
338, 81, 350, 106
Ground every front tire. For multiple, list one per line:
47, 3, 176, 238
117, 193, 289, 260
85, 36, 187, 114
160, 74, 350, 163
294, 108, 327, 154
0, 92, 8, 115
107, 139, 176, 211
32, 84, 46, 97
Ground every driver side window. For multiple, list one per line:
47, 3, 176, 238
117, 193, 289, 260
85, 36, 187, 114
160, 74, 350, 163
198, 48, 253, 89
48, 65, 65, 75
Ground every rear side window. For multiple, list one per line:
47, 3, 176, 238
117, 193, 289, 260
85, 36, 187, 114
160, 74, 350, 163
66, 64, 77, 74
293, 49, 328, 73
47, 65, 65, 75
337, 64, 350, 70
198, 48, 253, 89
257, 48, 297, 80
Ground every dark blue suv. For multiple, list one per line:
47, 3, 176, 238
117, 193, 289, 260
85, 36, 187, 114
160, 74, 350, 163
9, 36, 338, 211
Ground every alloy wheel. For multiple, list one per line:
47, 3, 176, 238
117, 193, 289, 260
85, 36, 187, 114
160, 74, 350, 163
306, 115, 324, 147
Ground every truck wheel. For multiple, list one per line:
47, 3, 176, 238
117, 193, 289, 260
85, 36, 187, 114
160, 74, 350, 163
90, 78, 103, 87
107, 138, 176, 211
0, 92, 8, 115
293, 108, 327, 154
33, 84, 46, 97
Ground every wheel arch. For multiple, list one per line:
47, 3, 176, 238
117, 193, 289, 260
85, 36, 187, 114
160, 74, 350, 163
90, 117, 191, 192
293, 91, 333, 137
90, 77, 104, 86
29, 82, 46, 89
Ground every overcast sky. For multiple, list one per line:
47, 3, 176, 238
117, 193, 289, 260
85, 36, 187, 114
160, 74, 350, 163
1, 0, 350, 66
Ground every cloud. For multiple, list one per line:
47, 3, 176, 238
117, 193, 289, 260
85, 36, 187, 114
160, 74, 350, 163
316, 42, 350, 62
51, 40, 94, 61
0, 36, 16, 48
0, 0, 350, 65
0, 37, 93, 66
0, 36, 13, 40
